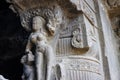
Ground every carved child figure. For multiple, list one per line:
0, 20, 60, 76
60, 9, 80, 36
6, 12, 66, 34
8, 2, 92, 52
21, 52, 35, 80
25, 16, 55, 80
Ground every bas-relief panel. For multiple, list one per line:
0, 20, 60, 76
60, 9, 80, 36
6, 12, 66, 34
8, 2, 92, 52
6, 0, 104, 80
56, 56, 103, 80
111, 16, 120, 38
56, 15, 99, 61
20, 6, 62, 32
56, 15, 90, 56
55, 1, 103, 79
80, 0, 96, 24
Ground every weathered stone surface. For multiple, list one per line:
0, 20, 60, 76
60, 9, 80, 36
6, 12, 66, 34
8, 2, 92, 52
0, 0, 119, 80
7, 0, 104, 80
98, 0, 120, 80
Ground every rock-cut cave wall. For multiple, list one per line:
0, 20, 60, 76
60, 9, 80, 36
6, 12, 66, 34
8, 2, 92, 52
0, 0, 29, 80
0, 0, 120, 80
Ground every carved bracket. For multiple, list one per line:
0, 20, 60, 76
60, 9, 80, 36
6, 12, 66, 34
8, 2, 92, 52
71, 28, 83, 48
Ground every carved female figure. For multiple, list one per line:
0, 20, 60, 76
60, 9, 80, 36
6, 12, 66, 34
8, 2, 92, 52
25, 16, 55, 80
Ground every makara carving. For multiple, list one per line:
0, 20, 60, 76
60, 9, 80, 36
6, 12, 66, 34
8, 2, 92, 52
71, 28, 83, 48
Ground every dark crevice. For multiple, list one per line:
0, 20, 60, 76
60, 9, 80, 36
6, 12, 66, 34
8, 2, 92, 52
0, 0, 29, 80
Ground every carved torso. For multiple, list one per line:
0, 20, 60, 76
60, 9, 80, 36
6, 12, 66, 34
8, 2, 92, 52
30, 32, 41, 43
30, 32, 47, 53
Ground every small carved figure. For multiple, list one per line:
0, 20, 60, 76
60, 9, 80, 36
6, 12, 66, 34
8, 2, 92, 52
25, 16, 55, 80
21, 52, 35, 80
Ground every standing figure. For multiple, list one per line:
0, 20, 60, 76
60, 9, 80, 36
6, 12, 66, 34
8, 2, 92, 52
25, 16, 55, 80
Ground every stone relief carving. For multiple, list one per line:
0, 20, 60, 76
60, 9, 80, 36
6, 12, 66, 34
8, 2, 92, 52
6, 0, 105, 80
19, 6, 63, 37
81, 1, 95, 24
83, 0, 95, 11
47, 19, 58, 36
71, 28, 83, 48
111, 16, 120, 50
60, 56, 103, 80
68, 59, 101, 74
20, 8, 56, 32
70, 15, 89, 49
56, 15, 91, 56
55, 64, 66, 80
25, 16, 55, 80
112, 16, 120, 38
21, 53, 35, 80
107, 0, 120, 7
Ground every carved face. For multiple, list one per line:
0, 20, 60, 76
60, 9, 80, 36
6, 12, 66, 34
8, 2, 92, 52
32, 16, 45, 31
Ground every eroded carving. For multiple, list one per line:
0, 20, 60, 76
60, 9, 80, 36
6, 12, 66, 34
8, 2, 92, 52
25, 16, 55, 80
112, 16, 120, 38
81, 0, 95, 24
57, 56, 103, 80
65, 57, 101, 74
21, 53, 35, 80
111, 16, 120, 50
20, 8, 55, 31
6, 0, 105, 80
71, 28, 83, 48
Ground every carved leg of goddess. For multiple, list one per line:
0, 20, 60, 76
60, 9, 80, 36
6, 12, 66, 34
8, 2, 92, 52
46, 55, 55, 80
36, 52, 45, 80
46, 62, 53, 80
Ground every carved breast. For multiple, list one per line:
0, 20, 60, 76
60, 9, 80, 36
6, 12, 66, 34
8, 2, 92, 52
30, 32, 47, 53
30, 33, 41, 44
31, 36, 37, 44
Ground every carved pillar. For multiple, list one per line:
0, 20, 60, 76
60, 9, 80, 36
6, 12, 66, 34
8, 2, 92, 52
98, 0, 120, 80
56, 56, 103, 80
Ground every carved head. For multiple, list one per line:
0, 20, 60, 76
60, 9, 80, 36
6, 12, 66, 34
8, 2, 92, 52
32, 16, 45, 32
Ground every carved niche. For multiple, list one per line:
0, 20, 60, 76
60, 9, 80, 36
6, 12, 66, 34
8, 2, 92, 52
7, 0, 104, 80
